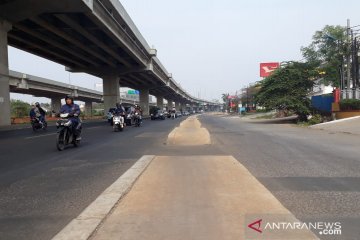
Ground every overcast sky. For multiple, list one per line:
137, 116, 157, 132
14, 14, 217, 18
9, 0, 360, 103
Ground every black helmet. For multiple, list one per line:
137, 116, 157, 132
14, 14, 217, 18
65, 95, 74, 103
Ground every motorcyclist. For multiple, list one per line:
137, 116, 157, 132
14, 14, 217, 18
29, 102, 47, 125
115, 103, 125, 116
59, 95, 82, 140
171, 107, 176, 119
134, 104, 143, 122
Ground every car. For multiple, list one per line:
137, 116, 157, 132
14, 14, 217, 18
151, 110, 166, 120
183, 111, 190, 116
175, 111, 182, 117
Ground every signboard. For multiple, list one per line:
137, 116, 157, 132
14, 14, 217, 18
128, 90, 140, 95
260, 62, 279, 77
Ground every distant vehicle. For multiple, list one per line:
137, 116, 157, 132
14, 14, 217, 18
30, 117, 47, 131
163, 110, 169, 118
176, 111, 182, 117
113, 113, 125, 132
106, 108, 116, 125
183, 111, 190, 116
133, 112, 141, 127
151, 110, 166, 120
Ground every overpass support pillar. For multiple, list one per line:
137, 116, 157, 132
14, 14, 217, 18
139, 88, 149, 117
51, 97, 62, 113
165, 99, 173, 111
85, 101, 93, 118
175, 102, 180, 111
156, 96, 164, 110
103, 76, 120, 114
0, 21, 11, 126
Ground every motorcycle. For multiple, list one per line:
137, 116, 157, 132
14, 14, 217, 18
31, 117, 47, 131
125, 113, 133, 126
113, 114, 125, 132
133, 112, 141, 127
56, 113, 81, 151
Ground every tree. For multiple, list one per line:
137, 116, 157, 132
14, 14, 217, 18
255, 62, 316, 120
239, 84, 261, 110
11, 100, 31, 118
221, 93, 229, 111
301, 25, 347, 87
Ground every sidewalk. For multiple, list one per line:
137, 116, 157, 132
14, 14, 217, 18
310, 116, 360, 135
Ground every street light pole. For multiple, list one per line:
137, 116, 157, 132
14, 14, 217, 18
346, 19, 351, 98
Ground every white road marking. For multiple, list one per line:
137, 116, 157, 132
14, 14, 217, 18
25, 133, 57, 139
86, 126, 102, 129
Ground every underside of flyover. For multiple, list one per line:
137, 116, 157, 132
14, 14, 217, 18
0, 0, 217, 125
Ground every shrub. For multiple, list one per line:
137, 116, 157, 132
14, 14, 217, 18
339, 99, 360, 111
308, 114, 322, 125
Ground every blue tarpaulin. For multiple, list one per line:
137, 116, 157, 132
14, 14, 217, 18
311, 95, 334, 113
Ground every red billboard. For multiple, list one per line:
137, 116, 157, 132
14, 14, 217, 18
260, 62, 280, 77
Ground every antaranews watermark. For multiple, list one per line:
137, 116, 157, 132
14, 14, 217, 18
245, 214, 342, 239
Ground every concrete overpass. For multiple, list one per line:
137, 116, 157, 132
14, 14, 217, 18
8, 70, 160, 116
0, 0, 220, 125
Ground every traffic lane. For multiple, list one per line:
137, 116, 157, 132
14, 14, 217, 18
0, 117, 183, 189
0, 119, 108, 140
0, 118, 173, 172
0, 117, 184, 240
199, 115, 360, 178
199, 115, 360, 239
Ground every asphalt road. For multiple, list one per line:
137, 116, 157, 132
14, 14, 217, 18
0, 117, 188, 240
1, 114, 359, 240
199, 114, 360, 240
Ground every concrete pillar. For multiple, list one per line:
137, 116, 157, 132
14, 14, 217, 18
103, 75, 120, 114
164, 98, 172, 111
0, 21, 11, 126
139, 88, 149, 117
85, 101, 93, 117
175, 102, 180, 111
156, 95, 164, 110
51, 97, 62, 113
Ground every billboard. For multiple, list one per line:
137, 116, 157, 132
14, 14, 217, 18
260, 62, 280, 77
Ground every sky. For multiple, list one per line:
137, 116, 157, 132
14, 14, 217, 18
9, 0, 360, 103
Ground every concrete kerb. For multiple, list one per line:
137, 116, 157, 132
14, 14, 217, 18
51, 155, 156, 240
310, 115, 360, 127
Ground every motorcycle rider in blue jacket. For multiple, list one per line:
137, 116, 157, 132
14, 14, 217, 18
29, 102, 47, 125
115, 103, 125, 115
60, 95, 82, 140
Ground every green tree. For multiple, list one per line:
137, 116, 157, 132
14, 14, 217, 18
221, 93, 229, 111
11, 100, 31, 118
301, 25, 347, 87
255, 62, 316, 120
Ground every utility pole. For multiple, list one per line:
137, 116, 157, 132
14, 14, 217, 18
346, 19, 351, 98
351, 31, 357, 89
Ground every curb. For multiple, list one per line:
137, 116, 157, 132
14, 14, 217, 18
51, 155, 156, 240
310, 115, 360, 127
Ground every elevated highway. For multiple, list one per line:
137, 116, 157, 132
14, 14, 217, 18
0, 0, 220, 125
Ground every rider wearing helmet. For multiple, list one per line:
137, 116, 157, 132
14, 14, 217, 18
115, 102, 125, 115
29, 102, 47, 124
60, 95, 82, 140
134, 104, 143, 121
